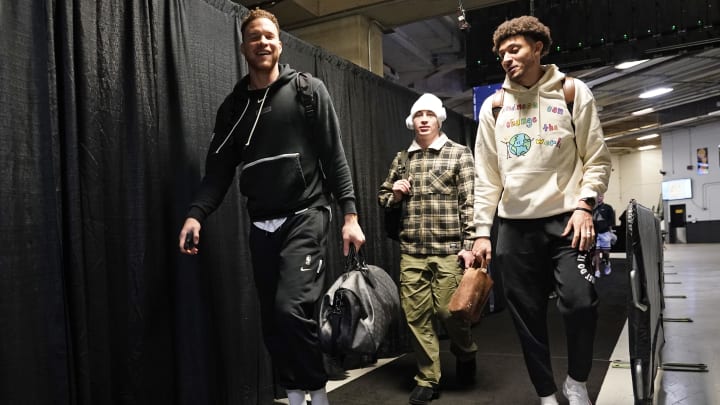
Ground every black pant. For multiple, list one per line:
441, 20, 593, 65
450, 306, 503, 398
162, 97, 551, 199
496, 212, 598, 397
249, 207, 330, 391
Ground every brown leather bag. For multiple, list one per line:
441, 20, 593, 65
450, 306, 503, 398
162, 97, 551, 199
448, 267, 494, 323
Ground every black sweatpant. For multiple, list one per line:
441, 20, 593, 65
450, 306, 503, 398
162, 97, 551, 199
249, 207, 330, 391
495, 212, 598, 397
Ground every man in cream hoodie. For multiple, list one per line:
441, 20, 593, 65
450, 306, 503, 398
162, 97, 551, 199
472, 16, 611, 405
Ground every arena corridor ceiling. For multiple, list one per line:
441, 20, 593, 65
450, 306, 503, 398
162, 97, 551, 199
233, 0, 720, 152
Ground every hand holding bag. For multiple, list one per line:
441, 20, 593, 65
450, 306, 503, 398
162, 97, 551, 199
448, 266, 494, 323
318, 247, 400, 355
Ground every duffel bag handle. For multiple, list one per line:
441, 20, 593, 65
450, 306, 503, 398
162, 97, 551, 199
344, 245, 374, 286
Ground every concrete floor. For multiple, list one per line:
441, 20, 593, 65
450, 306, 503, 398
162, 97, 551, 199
597, 243, 720, 405
278, 243, 720, 405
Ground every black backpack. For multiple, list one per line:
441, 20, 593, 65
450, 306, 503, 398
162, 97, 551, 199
383, 150, 409, 240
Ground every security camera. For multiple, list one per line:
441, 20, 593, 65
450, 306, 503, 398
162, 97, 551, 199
456, 6, 470, 32
659, 170, 667, 175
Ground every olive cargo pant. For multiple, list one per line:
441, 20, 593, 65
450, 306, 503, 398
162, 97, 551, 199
400, 254, 478, 388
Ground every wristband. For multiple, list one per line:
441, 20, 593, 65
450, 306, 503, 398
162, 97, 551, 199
575, 207, 593, 214
579, 197, 596, 207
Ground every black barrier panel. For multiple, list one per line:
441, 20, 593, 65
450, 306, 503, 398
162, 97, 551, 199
626, 200, 666, 404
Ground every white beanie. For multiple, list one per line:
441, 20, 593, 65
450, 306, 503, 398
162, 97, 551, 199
405, 93, 447, 129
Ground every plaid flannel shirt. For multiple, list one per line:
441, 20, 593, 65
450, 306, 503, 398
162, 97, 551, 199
378, 137, 476, 255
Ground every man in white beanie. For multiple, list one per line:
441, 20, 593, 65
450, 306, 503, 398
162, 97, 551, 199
378, 93, 478, 405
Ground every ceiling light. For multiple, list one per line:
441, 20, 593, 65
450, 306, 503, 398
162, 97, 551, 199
615, 59, 649, 69
638, 145, 657, 151
639, 87, 673, 98
637, 133, 659, 140
632, 108, 655, 116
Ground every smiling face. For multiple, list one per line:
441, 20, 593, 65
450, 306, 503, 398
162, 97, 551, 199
240, 17, 282, 74
498, 34, 544, 87
412, 110, 441, 142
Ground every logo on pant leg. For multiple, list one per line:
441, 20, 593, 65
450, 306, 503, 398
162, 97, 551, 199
300, 255, 313, 271
576, 252, 596, 284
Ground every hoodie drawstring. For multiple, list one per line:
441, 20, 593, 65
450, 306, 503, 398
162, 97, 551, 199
214, 99, 250, 154
245, 86, 271, 148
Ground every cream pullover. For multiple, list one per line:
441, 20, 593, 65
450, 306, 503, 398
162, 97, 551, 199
473, 64, 611, 237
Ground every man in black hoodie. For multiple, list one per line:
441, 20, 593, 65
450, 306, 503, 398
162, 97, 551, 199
178, 9, 365, 405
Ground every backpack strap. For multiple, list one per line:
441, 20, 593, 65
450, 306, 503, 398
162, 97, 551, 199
295, 72, 317, 124
491, 89, 504, 122
562, 76, 576, 131
563, 76, 575, 117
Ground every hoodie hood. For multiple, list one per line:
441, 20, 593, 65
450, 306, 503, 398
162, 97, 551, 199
502, 64, 565, 94
213, 64, 300, 154
233, 64, 297, 98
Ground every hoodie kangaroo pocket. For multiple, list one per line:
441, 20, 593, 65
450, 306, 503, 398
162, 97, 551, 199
240, 153, 307, 203
502, 171, 563, 215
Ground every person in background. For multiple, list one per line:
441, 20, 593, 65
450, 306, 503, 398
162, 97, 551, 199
593, 194, 616, 278
178, 9, 365, 405
697, 147, 709, 174
471, 16, 611, 405
378, 93, 478, 405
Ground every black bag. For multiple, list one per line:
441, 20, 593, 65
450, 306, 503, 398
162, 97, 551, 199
318, 248, 400, 355
384, 150, 409, 240
384, 207, 403, 241
626, 200, 666, 403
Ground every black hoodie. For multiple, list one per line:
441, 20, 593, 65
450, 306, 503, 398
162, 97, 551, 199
187, 65, 357, 222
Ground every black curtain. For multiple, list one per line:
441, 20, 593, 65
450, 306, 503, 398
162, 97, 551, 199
0, 1, 477, 404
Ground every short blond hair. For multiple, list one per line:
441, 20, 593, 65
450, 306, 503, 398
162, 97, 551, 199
241, 8, 280, 39
492, 15, 552, 56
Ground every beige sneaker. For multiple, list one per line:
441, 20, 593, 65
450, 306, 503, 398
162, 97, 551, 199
562, 377, 592, 405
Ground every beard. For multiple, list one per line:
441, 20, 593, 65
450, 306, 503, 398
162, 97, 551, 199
246, 53, 280, 73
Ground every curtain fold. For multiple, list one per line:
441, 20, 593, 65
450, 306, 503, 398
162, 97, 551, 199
0, 0, 477, 404
0, 1, 70, 403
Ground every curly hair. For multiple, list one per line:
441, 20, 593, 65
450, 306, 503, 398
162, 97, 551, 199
241, 8, 280, 39
492, 16, 552, 56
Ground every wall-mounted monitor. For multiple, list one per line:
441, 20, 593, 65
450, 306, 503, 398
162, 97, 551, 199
661, 178, 692, 201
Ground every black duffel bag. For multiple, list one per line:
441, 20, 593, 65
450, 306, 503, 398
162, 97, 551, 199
318, 248, 400, 356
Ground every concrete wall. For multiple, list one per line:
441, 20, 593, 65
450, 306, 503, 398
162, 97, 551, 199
661, 122, 720, 222
603, 148, 664, 225
601, 121, 720, 243
659, 122, 720, 242
290, 15, 384, 75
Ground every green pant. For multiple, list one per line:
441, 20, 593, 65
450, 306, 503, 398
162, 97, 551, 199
400, 254, 478, 387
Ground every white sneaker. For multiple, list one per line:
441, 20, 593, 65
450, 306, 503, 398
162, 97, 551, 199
540, 393, 559, 405
563, 377, 592, 405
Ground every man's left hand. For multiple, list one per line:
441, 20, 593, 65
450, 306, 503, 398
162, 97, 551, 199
457, 249, 475, 269
562, 209, 595, 251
